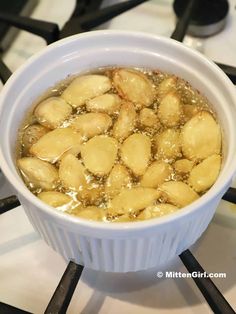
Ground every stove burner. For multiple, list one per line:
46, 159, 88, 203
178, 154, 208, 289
173, 0, 229, 37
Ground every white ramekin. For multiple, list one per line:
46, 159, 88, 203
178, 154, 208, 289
0, 31, 236, 272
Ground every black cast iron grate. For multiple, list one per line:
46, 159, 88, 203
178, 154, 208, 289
0, 1, 236, 313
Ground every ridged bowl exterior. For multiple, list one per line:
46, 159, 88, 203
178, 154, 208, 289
20, 194, 221, 272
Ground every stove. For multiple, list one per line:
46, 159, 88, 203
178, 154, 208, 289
1, 1, 236, 313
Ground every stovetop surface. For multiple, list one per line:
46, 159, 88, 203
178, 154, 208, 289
0, 1, 236, 313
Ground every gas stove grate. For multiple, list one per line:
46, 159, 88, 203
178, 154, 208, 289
0, 302, 31, 314
0, 1, 236, 313
0, 0, 234, 84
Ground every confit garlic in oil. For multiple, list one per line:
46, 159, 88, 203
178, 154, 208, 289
17, 68, 222, 222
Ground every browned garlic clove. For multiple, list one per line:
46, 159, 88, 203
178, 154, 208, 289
109, 187, 160, 215
188, 154, 221, 192
59, 154, 88, 191
158, 92, 182, 127
141, 161, 173, 188
18, 157, 58, 190
37, 191, 74, 209
174, 159, 194, 174
113, 102, 136, 141
61, 75, 112, 107
30, 128, 82, 163
113, 69, 155, 108
105, 164, 131, 198
159, 181, 199, 207
155, 129, 181, 161
81, 136, 118, 176
70, 112, 112, 138
68, 205, 104, 220
181, 111, 221, 160
120, 133, 151, 176
34, 97, 72, 129
139, 108, 159, 128
138, 203, 179, 220
157, 76, 177, 99
86, 94, 121, 114
22, 124, 49, 154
